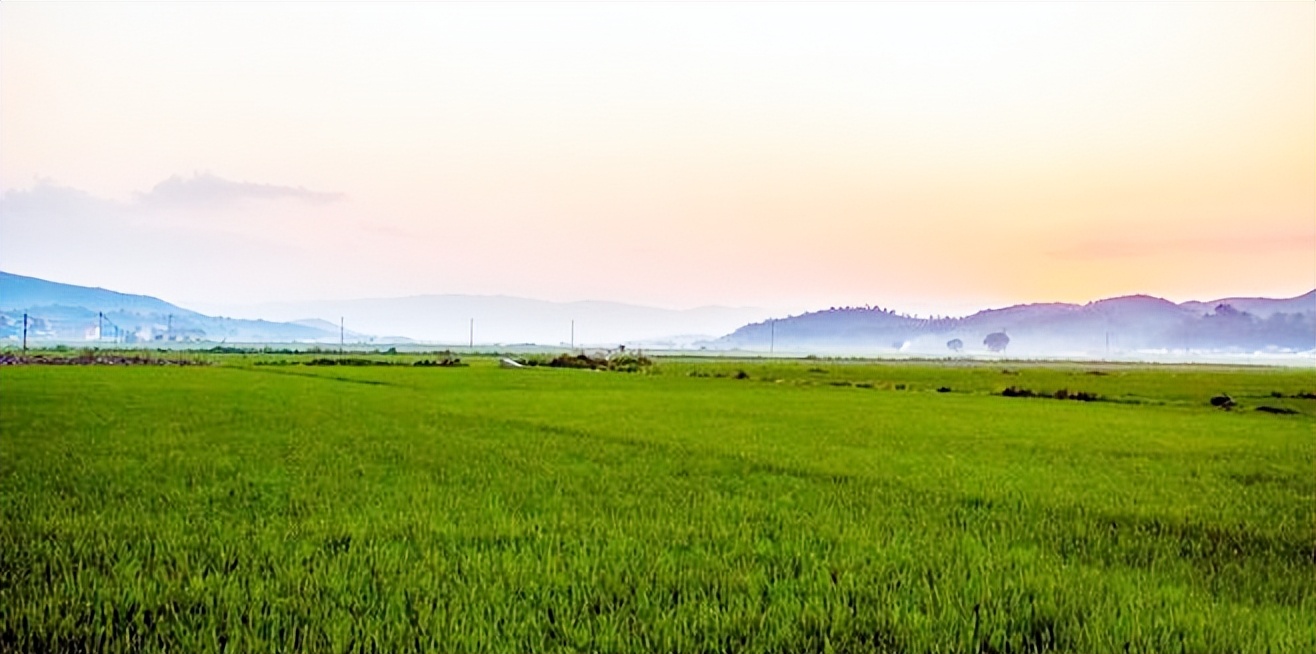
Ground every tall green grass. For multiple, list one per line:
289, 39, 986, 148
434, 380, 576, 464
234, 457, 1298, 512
1, 359, 1312, 652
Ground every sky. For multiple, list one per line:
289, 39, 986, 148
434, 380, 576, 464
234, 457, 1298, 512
1, 1, 1312, 318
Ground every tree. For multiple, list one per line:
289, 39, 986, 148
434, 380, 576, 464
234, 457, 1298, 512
984, 332, 1010, 353
946, 338, 963, 352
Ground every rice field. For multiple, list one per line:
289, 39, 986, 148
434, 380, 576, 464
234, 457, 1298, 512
1, 355, 1312, 652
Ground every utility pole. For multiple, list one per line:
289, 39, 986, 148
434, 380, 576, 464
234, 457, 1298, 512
22, 313, 28, 354
770, 319, 776, 354
571, 319, 575, 350
340, 317, 345, 354
98, 312, 104, 343
167, 314, 173, 340
469, 318, 474, 349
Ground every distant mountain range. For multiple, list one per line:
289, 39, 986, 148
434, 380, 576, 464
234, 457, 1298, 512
3, 270, 1312, 354
714, 291, 1316, 355
0, 271, 368, 344
0, 271, 768, 346
188, 296, 773, 347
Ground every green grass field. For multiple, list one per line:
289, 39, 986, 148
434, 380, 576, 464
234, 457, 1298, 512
1, 356, 1313, 653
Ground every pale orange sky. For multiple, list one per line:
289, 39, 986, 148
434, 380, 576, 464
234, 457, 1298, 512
1, 2, 1312, 316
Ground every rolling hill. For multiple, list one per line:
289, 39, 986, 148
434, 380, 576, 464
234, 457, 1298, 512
714, 292, 1316, 355
0, 271, 353, 344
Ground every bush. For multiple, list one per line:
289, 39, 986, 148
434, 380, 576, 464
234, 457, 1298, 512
1255, 406, 1298, 415
541, 353, 654, 373
1003, 386, 1100, 402
414, 357, 465, 367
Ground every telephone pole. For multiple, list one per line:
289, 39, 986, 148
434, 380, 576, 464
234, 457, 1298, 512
571, 319, 575, 350
469, 318, 474, 349
98, 312, 104, 343
340, 317, 345, 354
769, 319, 776, 354
22, 313, 28, 354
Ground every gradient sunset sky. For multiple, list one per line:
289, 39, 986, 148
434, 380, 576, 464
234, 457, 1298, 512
2, 2, 1312, 316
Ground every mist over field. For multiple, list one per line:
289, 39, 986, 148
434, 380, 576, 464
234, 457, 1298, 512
189, 296, 774, 348
3, 270, 1312, 366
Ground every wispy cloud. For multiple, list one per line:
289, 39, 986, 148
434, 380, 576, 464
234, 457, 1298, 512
1050, 233, 1316, 260
136, 173, 344, 207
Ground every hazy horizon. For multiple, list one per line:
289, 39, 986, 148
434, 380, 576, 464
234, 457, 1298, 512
2, 3, 1313, 316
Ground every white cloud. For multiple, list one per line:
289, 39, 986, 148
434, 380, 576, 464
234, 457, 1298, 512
136, 173, 344, 208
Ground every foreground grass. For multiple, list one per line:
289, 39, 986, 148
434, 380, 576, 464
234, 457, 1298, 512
1, 359, 1313, 652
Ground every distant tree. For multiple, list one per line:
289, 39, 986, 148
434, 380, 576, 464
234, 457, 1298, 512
984, 332, 1010, 353
946, 338, 963, 352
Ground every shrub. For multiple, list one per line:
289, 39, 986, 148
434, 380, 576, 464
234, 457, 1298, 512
1255, 406, 1298, 415
414, 357, 464, 367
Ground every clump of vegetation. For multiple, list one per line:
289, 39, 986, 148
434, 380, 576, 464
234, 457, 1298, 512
413, 357, 465, 367
1210, 394, 1235, 409
1052, 389, 1100, 402
305, 358, 394, 367
1271, 391, 1316, 400
1255, 406, 1298, 415
519, 353, 654, 373
734, 370, 750, 380
687, 369, 729, 379
937, 386, 952, 393
0, 353, 206, 366
208, 346, 313, 355
1002, 386, 1100, 402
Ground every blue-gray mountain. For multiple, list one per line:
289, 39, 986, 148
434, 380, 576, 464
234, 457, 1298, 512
715, 292, 1316, 355
0, 271, 367, 344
